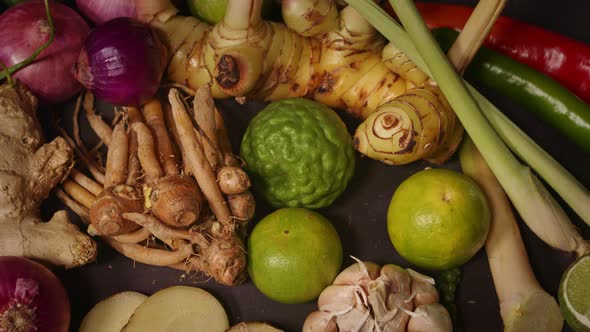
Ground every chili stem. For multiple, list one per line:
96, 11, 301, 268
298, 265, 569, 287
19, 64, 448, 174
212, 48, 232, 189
0, 0, 54, 82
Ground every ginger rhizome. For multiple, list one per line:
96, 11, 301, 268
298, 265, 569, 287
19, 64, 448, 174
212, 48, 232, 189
0, 82, 96, 268
59, 87, 253, 286
94, 0, 463, 165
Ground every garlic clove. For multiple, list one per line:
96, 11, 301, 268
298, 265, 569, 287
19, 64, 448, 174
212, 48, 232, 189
407, 303, 452, 332
379, 264, 412, 297
333, 261, 380, 286
302, 311, 337, 332
318, 284, 357, 309
410, 278, 440, 307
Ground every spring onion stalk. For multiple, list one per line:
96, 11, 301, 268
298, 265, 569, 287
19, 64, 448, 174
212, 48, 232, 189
460, 138, 564, 332
344, 0, 590, 253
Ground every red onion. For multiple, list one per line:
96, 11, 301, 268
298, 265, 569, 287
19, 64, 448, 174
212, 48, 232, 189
0, 0, 89, 103
73, 17, 167, 106
75, 0, 135, 25
0, 256, 69, 332
75, 0, 182, 25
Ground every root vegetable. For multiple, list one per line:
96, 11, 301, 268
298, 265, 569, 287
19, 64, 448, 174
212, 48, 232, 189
169, 88, 232, 227
79, 292, 147, 332
142, 98, 179, 175
193, 85, 221, 170
460, 138, 565, 331
70, 169, 102, 196
227, 191, 255, 222
122, 286, 229, 332
104, 121, 129, 187
125, 106, 143, 186
144, 174, 202, 228
83, 92, 113, 146
86, 0, 462, 165
105, 237, 193, 266
0, 82, 96, 268
132, 122, 164, 183
180, 229, 247, 286
112, 227, 151, 244
227, 322, 284, 332
63, 180, 95, 209
123, 212, 208, 246
60, 86, 252, 285
217, 166, 251, 195
90, 185, 143, 236
56, 189, 90, 224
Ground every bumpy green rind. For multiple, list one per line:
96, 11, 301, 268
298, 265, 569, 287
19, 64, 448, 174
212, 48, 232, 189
241, 98, 355, 209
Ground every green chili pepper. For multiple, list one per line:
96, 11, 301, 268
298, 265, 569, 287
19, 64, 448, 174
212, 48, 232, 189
433, 28, 590, 154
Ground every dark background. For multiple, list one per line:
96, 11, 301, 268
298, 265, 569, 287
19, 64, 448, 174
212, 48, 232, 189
38, 0, 590, 331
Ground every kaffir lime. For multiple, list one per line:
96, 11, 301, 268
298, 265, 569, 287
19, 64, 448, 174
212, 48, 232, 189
247, 208, 343, 304
240, 98, 355, 209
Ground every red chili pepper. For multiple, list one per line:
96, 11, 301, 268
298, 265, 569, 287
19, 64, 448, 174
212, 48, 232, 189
381, 1, 590, 104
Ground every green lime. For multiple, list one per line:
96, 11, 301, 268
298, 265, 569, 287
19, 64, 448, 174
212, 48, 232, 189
559, 255, 590, 332
241, 98, 355, 209
247, 208, 343, 304
187, 0, 273, 25
387, 168, 490, 270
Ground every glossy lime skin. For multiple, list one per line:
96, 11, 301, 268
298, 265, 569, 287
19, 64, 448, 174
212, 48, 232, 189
241, 98, 355, 209
559, 255, 590, 332
247, 208, 343, 304
387, 168, 490, 270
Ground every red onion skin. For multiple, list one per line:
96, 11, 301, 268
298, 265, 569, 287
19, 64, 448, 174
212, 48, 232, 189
75, 0, 136, 25
73, 17, 167, 106
0, 256, 69, 332
75, 0, 181, 24
0, 1, 89, 104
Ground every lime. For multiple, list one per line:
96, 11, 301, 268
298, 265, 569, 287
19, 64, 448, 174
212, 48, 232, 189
241, 98, 355, 209
387, 168, 490, 270
187, 0, 273, 25
559, 255, 590, 332
247, 208, 343, 304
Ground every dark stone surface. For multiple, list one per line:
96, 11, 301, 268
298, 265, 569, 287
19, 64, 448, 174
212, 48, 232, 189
39, 1, 590, 331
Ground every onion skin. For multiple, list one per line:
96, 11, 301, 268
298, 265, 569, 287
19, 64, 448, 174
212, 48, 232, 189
0, 256, 69, 332
74, 0, 180, 24
73, 17, 167, 106
0, 1, 89, 103
75, 0, 135, 25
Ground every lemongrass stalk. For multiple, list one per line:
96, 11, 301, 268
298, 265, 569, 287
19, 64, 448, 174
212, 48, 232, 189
460, 138, 565, 332
344, 0, 590, 229
390, 0, 588, 254
447, 0, 507, 74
